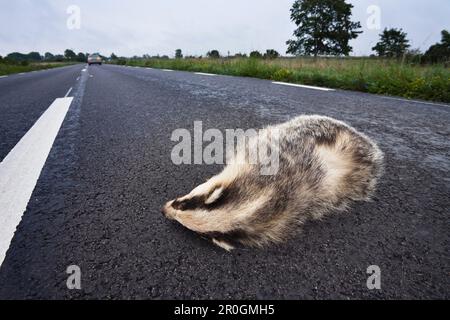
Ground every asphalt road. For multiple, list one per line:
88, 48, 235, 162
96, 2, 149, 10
0, 64, 448, 299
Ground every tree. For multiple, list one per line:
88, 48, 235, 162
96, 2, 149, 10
28, 52, 42, 61
423, 30, 450, 64
54, 54, 65, 62
286, 0, 361, 56
264, 49, 280, 59
6, 52, 29, 61
175, 49, 183, 59
110, 53, 118, 60
249, 51, 263, 58
207, 50, 220, 58
372, 28, 410, 58
44, 52, 55, 61
77, 52, 86, 62
64, 49, 77, 61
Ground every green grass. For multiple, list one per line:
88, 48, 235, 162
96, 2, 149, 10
113, 57, 450, 103
0, 61, 77, 76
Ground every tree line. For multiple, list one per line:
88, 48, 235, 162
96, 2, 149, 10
0, 49, 94, 64
172, 49, 281, 59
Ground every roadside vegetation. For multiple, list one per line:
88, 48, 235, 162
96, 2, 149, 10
0, 49, 90, 76
112, 55, 449, 103
0, 60, 76, 76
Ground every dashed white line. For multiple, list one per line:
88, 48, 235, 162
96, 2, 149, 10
272, 81, 335, 92
162, 69, 174, 72
76, 76, 80, 81
0, 97, 73, 266
0, 75, 7, 79
146, 67, 153, 70
195, 72, 217, 76
64, 87, 73, 97
18, 73, 25, 75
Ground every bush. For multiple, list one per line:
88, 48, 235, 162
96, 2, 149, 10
272, 69, 294, 81
207, 50, 220, 59
249, 51, 263, 59
264, 49, 280, 59
175, 49, 183, 59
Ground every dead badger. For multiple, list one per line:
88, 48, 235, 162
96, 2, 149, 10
162, 115, 384, 250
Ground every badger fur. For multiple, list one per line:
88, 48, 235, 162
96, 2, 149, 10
162, 115, 384, 250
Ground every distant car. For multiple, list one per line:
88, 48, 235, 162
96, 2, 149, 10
87, 54, 103, 65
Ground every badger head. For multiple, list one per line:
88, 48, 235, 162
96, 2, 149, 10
162, 165, 274, 251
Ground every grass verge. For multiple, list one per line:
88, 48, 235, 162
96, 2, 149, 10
113, 57, 450, 103
0, 62, 78, 76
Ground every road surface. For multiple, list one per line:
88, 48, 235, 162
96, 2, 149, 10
0, 64, 448, 299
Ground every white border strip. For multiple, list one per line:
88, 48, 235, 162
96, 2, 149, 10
195, 72, 217, 76
162, 69, 174, 72
378, 95, 449, 108
0, 97, 73, 266
272, 81, 335, 92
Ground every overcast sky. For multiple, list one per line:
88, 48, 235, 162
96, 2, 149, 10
0, 0, 448, 57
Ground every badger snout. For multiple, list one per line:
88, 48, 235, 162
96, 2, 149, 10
161, 200, 176, 220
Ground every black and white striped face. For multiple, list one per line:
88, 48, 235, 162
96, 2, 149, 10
161, 182, 228, 221
161, 171, 273, 250
161, 180, 241, 250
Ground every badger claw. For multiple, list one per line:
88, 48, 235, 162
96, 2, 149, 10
212, 238, 235, 252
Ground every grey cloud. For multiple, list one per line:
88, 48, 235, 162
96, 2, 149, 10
0, 0, 448, 57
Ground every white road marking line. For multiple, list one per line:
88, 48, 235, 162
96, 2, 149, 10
0, 97, 73, 266
0, 76, 7, 79
272, 81, 335, 92
81, 68, 87, 72
378, 95, 449, 108
195, 72, 217, 76
162, 69, 174, 72
64, 87, 73, 97
76, 76, 80, 81
146, 67, 153, 70
18, 73, 25, 75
